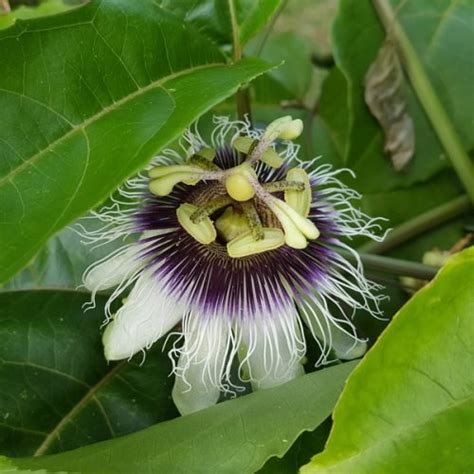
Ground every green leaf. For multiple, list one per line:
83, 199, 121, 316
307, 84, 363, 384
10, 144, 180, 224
301, 247, 474, 473
311, 67, 349, 167
247, 32, 313, 103
2, 216, 129, 291
258, 420, 332, 474
332, 0, 474, 192
0, 290, 177, 457
0, 0, 272, 284
156, 0, 282, 47
239, 0, 282, 46
156, 0, 233, 45
8, 362, 357, 473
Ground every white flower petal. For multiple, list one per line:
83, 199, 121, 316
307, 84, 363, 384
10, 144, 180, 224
238, 308, 305, 391
103, 270, 184, 360
298, 292, 367, 362
172, 316, 230, 415
84, 244, 144, 292
332, 330, 367, 360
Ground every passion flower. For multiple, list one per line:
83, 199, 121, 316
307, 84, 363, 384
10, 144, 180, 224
82, 116, 386, 415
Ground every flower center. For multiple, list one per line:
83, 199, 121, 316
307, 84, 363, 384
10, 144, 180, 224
148, 116, 320, 258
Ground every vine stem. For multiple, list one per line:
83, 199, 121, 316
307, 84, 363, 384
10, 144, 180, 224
372, 0, 474, 203
360, 195, 472, 254
228, 0, 241, 61
228, 0, 252, 123
341, 250, 438, 280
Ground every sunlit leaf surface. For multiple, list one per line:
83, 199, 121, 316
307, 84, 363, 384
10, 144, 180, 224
302, 248, 474, 473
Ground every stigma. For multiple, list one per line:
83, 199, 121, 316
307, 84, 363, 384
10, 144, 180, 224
148, 116, 319, 257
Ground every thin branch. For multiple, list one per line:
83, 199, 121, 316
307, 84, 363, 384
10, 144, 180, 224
341, 250, 438, 280
228, 0, 252, 123
360, 195, 472, 254
228, 0, 241, 62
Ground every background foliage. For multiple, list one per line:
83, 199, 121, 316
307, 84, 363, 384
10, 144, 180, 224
0, 0, 473, 472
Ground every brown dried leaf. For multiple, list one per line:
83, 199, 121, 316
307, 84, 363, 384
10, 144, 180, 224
364, 39, 415, 172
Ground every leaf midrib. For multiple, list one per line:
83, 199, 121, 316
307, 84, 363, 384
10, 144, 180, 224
33, 360, 127, 457
0, 61, 224, 189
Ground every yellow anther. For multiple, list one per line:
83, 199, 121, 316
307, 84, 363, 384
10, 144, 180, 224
225, 164, 256, 202
269, 198, 319, 249
148, 164, 196, 179
285, 168, 311, 217
278, 119, 303, 140
182, 175, 201, 186
150, 172, 199, 197
270, 206, 307, 249
232, 137, 283, 168
215, 207, 250, 242
196, 148, 216, 161
177, 203, 216, 245
227, 228, 285, 258
148, 165, 202, 196
265, 116, 304, 141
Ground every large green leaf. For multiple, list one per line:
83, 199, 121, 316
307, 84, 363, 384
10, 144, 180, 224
7, 362, 356, 473
332, 0, 474, 192
0, 290, 177, 457
301, 247, 474, 473
0, 0, 272, 284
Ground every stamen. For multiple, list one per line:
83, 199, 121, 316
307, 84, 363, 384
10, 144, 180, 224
264, 116, 304, 141
245, 115, 303, 166
149, 171, 200, 197
274, 199, 319, 239
195, 148, 216, 161
284, 168, 311, 217
188, 155, 220, 171
149, 164, 198, 179
227, 228, 285, 258
263, 180, 305, 193
233, 137, 283, 168
177, 203, 217, 245
240, 201, 264, 241
190, 195, 234, 223
268, 198, 319, 249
